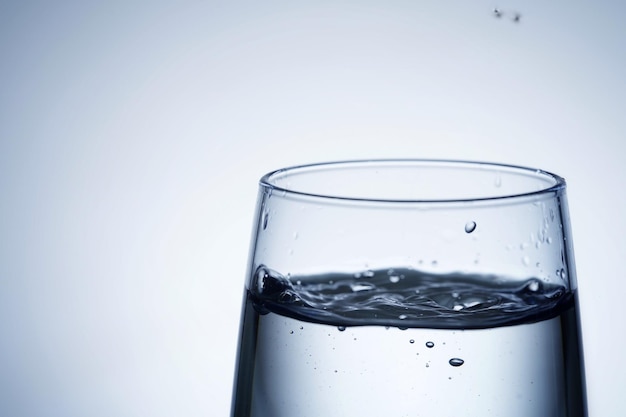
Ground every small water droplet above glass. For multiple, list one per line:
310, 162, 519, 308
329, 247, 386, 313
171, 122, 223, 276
449, 358, 465, 367
465, 221, 477, 233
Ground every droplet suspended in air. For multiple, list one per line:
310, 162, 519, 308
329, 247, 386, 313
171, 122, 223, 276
465, 221, 477, 233
426, 341, 435, 348
449, 358, 465, 367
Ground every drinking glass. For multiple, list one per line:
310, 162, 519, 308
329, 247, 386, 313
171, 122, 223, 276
231, 160, 587, 417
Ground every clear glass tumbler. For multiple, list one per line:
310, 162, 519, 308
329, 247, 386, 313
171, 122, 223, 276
231, 160, 586, 417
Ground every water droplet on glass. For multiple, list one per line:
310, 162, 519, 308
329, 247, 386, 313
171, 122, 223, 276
363, 270, 375, 278
262, 211, 269, 230
522, 255, 530, 266
389, 275, 400, 283
559, 268, 566, 280
494, 174, 502, 187
290, 330, 294, 334
337, 326, 346, 332
431, 260, 438, 267
293, 231, 299, 240
399, 314, 407, 320
465, 221, 477, 233
547, 237, 553, 244
449, 358, 465, 367
409, 339, 415, 344
528, 280, 540, 292
426, 341, 434, 348
425, 363, 430, 368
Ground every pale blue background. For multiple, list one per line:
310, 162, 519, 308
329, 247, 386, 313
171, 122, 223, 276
1, 1, 624, 416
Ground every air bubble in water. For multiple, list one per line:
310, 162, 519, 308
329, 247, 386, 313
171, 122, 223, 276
389, 275, 400, 283
449, 358, 465, 367
399, 314, 407, 320
465, 221, 477, 233
409, 339, 415, 344
426, 341, 434, 348
528, 280, 540, 292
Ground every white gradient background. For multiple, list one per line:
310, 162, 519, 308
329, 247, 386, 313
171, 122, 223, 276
1, 1, 624, 416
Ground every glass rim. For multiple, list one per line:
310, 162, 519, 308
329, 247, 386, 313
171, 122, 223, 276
260, 159, 566, 204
